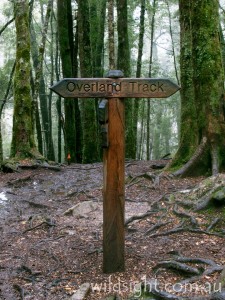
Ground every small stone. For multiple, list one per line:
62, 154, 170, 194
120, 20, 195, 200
64, 201, 98, 218
212, 187, 225, 202
71, 283, 90, 300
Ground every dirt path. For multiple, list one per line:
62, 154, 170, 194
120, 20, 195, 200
0, 161, 224, 299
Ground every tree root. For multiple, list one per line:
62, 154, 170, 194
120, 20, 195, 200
179, 264, 223, 285
126, 178, 142, 188
175, 199, 195, 209
139, 279, 213, 300
172, 137, 208, 177
207, 218, 221, 231
153, 260, 202, 276
149, 221, 185, 238
126, 172, 156, 187
171, 253, 221, 267
125, 210, 156, 227
173, 204, 199, 227
2, 157, 61, 173
145, 220, 171, 235
146, 254, 225, 300
13, 284, 25, 300
23, 219, 56, 234
7, 175, 33, 186
149, 226, 225, 238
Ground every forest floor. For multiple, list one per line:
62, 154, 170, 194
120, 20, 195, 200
0, 160, 225, 300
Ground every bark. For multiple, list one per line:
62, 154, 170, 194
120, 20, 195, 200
90, 0, 107, 77
55, 27, 62, 163
170, 0, 225, 176
108, 0, 115, 70
146, 0, 156, 160
134, 0, 145, 158
57, 0, 77, 162
172, 137, 208, 177
166, 0, 180, 86
78, 0, 100, 163
117, 0, 135, 159
168, 0, 198, 169
31, 0, 55, 160
29, 1, 43, 155
94, 0, 107, 77
191, 0, 225, 174
73, 22, 82, 163
11, 0, 38, 158
0, 57, 13, 163
48, 10, 56, 161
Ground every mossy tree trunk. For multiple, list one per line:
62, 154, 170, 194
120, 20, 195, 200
168, 0, 199, 169
30, 0, 55, 161
11, 0, 38, 159
192, 0, 225, 174
57, 0, 77, 163
108, 0, 115, 70
78, 0, 100, 163
0, 61, 15, 165
90, 0, 107, 78
116, 0, 135, 159
171, 0, 225, 176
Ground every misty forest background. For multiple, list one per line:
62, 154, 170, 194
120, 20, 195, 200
1, 0, 225, 176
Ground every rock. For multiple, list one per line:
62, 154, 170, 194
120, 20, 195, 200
64, 201, 98, 218
212, 187, 225, 203
70, 283, 90, 300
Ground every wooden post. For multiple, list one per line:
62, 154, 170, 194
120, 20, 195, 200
103, 70, 125, 273
50, 72, 180, 274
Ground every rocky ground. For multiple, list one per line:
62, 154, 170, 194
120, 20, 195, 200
0, 160, 225, 300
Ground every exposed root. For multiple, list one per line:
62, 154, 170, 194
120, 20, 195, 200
153, 260, 202, 276
173, 204, 199, 227
144, 220, 171, 235
172, 137, 208, 177
125, 210, 156, 227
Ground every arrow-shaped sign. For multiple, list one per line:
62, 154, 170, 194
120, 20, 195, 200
50, 78, 180, 98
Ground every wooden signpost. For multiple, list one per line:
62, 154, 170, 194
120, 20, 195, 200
50, 70, 180, 274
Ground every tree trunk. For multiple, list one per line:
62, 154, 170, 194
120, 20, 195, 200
0, 62, 16, 164
47, 9, 56, 161
172, 0, 225, 176
73, 22, 83, 163
78, 0, 100, 163
147, 0, 156, 160
134, 0, 145, 158
55, 26, 62, 163
108, 0, 115, 70
166, 0, 180, 86
168, 0, 198, 170
116, 0, 135, 159
11, 0, 38, 159
191, 0, 225, 174
30, 0, 55, 160
57, 0, 77, 163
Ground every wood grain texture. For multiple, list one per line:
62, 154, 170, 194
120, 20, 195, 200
103, 97, 125, 273
50, 78, 180, 98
